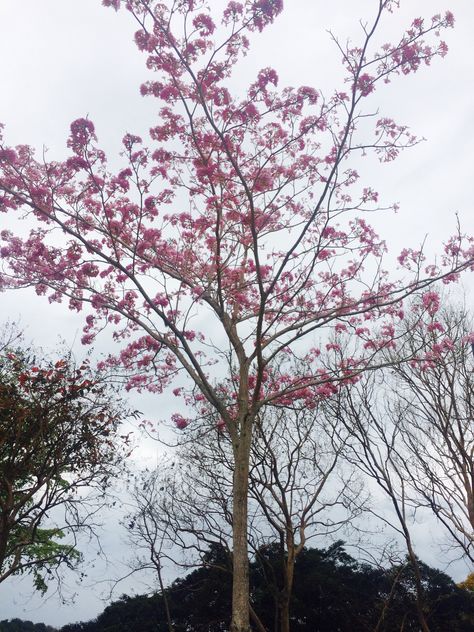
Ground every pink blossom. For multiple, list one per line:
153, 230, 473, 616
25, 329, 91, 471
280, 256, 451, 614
438, 41, 449, 58
102, 0, 120, 9
91, 293, 107, 309
421, 290, 440, 316
244, 102, 259, 119
81, 333, 95, 345
223, 1, 244, 24
193, 14, 216, 36
297, 86, 319, 104
316, 383, 338, 398
256, 67, 279, 91
356, 73, 375, 96
160, 85, 180, 101
0, 148, 17, 163
66, 156, 88, 171
427, 322, 444, 333
444, 11, 455, 27
361, 188, 379, 203
68, 118, 96, 154
122, 134, 142, 150
153, 293, 168, 308
134, 30, 157, 52
172, 413, 189, 429
254, 0, 283, 19
253, 169, 273, 192
317, 249, 332, 261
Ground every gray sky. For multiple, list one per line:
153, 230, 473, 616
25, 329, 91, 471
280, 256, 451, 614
0, 0, 473, 626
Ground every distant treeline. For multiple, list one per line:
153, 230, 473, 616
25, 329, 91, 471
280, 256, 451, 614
0, 621, 56, 632
5, 541, 473, 632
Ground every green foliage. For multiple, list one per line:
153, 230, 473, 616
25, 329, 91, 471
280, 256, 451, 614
0, 344, 130, 592
5, 526, 82, 594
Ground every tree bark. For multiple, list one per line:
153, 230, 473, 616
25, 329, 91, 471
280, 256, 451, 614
230, 418, 253, 632
279, 591, 291, 632
280, 547, 295, 632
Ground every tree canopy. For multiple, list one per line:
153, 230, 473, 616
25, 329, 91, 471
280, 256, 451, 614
0, 343, 131, 592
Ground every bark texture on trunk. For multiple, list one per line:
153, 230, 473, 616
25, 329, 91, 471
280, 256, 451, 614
280, 544, 295, 632
230, 418, 252, 632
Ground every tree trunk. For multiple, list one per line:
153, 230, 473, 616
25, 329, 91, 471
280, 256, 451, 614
230, 419, 252, 632
156, 562, 174, 632
280, 544, 295, 632
280, 592, 291, 632
405, 540, 430, 632
0, 514, 10, 578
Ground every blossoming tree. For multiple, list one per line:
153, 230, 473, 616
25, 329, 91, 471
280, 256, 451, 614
0, 1, 472, 629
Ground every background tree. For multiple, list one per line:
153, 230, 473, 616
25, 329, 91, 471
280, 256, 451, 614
458, 573, 474, 592
325, 301, 474, 630
385, 306, 474, 562
0, 1, 469, 629
0, 344, 132, 593
327, 372, 433, 631
125, 403, 363, 632
246, 407, 364, 632
53, 542, 474, 632
0, 621, 57, 632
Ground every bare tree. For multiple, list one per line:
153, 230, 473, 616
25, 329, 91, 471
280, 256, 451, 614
324, 303, 474, 631
248, 407, 365, 632
327, 375, 432, 632
386, 306, 474, 563
125, 404, 364, 632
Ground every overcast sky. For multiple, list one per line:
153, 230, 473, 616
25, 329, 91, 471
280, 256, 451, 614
0, 0, 473, 626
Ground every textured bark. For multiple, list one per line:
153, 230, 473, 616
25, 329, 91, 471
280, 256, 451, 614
230, 418, 253, 632
280, 544, 295, 632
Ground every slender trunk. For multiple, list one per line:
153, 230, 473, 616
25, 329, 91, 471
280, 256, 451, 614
373, 564, 405, 632
0, 516, 10, 576
405, 539, 430, 632
279, 590, 291, 632
156, 563, 174, 632
249, 603, 269, 632
387, 478, 430, 632
230, 420, 252, 632
279, 544, 295, 632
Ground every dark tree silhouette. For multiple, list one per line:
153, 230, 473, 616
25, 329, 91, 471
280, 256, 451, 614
57, 543, 474, 632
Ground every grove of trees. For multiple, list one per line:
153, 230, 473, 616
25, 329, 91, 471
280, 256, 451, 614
11, 542, 473, 632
